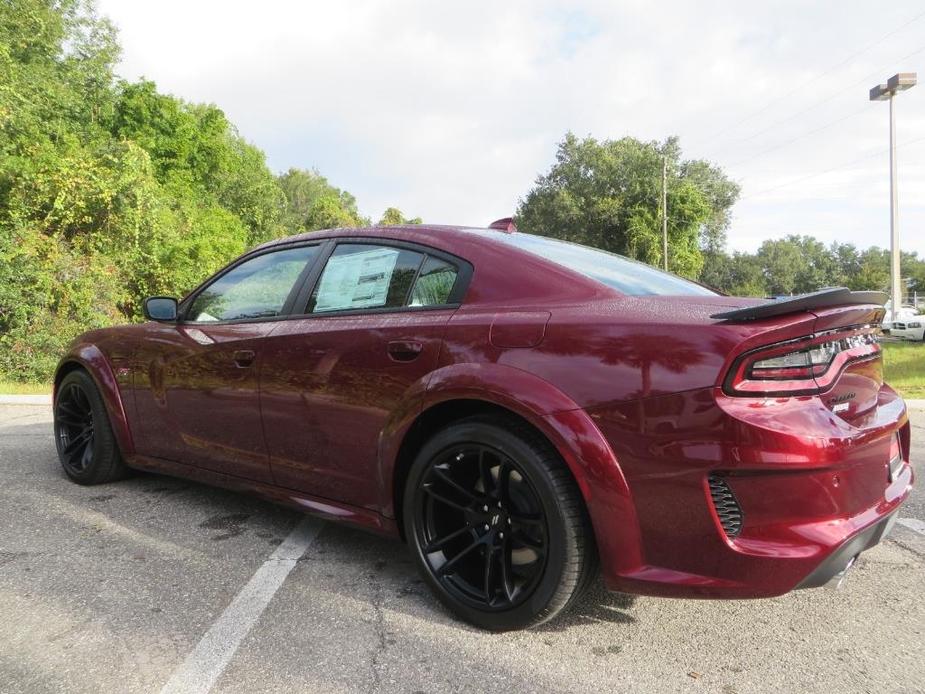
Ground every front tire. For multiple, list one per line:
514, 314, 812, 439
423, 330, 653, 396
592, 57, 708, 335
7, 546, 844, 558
54, 369, 128, 485
403, 415, 596, 631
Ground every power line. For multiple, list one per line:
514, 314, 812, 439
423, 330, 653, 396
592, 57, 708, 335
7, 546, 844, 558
725, 104, 871, 168
714, 43, 925, 152
693, 8, 925, 147
739, 135, 925, 200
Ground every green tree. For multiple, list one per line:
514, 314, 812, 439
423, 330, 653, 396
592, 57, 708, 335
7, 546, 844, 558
516, 133, 739, 278
700, 250, 766, 296
278, 168, 367, 231
303, 193, 364, 230
377, 207, 422, 225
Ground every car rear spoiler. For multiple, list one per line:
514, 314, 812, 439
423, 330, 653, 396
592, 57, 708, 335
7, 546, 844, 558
710, 287, 888, 321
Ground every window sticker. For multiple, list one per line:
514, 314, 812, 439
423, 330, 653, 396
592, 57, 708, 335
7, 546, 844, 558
314, 247, 401, 311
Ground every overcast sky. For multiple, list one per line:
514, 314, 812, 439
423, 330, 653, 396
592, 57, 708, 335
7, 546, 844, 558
96, 0, 925, 255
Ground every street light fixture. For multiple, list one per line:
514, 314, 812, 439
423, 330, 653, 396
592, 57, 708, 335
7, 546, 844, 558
869, 72, 916, 323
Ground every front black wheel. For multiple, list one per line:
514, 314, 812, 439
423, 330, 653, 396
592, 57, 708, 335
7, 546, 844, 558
404, 415, 596, 631
54, 369, 127, 485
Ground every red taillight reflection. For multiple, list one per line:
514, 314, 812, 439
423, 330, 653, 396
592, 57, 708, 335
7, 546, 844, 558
724, 331, 880, 397
889, 434, 901, 463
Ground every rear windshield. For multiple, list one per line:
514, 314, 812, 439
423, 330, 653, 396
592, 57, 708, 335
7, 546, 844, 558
480, 232, 718, 296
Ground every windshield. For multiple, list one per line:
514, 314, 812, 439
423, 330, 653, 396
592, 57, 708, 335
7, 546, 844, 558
479, 232, 718, 296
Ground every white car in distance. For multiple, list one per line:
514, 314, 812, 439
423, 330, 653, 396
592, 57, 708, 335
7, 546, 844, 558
890, 316, 925, 341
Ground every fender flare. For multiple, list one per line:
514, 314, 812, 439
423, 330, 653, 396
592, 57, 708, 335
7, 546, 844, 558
378, 362, 643, 571
54, 344, 135, 456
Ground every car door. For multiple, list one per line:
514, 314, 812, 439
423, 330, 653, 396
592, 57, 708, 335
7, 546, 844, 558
133, 243, 322, 482
259, 240, 470, 508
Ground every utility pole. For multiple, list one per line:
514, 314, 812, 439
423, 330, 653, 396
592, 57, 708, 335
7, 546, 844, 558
661, 156, 668, 271
870, 72, 916, 322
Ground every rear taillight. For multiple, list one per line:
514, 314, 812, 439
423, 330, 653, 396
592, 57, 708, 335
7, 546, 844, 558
724, 331, 879, 396
888, 435, 901, 462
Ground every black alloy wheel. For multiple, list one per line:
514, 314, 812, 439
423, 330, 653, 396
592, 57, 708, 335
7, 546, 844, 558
54, 370, 127, 485
55, 380, 96, 474
404, 416, 596, 631
414, 444, 550, 611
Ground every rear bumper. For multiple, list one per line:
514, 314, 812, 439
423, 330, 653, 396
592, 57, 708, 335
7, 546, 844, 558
796, 509, 899, 589
584, 384, 913, 599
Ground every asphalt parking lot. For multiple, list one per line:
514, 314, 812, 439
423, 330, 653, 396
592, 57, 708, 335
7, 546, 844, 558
1, 404, 923, 694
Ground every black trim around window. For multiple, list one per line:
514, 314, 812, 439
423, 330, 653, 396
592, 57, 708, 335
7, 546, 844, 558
174, 236, 474, 325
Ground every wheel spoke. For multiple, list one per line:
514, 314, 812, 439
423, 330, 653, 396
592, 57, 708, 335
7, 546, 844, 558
499, 540, 515, 602
69, 384, 84, 410
483, 545, 496, 602
56, 401, 84, 424
432, 464, 477, 501
79, 437, 93, 470
422, 484, 469, 512
438, 538, 481, 576
423, 524, 472, 553
497, 460, 513, 503
76, 384, 92, 411
63, 428, 92, 456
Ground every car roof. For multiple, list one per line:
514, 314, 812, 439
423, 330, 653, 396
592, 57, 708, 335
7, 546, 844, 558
254, 224, 507, 253
253, 224, 617, 306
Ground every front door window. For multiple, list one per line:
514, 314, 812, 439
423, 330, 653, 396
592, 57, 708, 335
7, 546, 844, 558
187, 245, 318, 322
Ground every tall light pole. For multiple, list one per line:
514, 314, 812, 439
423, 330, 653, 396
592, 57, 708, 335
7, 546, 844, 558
870, 72, 916, 322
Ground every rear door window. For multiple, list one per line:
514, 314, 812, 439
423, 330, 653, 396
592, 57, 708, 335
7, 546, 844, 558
307, 243, 464, 313
410, 256, 458, 306
308, 244, 424, 313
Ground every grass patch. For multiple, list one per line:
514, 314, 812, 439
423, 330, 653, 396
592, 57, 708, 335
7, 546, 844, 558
881, 340, 925, 399
0, 381, 52, 395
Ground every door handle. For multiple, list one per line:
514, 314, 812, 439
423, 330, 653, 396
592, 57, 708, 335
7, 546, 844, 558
233, 349, 256, 368
387, 340, 423, 362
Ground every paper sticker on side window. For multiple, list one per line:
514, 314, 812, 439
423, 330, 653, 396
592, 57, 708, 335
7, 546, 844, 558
313, 248, 400, 312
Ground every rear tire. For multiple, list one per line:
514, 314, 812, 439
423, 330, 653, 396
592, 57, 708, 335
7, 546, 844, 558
403, 415, 596, 631
53, 370, 128, 485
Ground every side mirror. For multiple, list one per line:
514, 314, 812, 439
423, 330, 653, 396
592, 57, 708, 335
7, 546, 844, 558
143, 296, 178, 322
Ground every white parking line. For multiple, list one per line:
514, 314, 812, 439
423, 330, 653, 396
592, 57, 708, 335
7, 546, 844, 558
160, 517, 324, 694
898, 517, 925, 536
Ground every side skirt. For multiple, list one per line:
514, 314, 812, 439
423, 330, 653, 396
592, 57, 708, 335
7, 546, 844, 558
126, 454, 400, 538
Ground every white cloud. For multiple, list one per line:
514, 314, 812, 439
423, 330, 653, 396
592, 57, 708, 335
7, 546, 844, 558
98, 0, 925, 254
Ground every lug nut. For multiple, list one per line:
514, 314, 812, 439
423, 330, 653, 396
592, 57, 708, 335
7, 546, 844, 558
483, 524, 490, 531
483, 505, 489, 512
499, 532, 504, 539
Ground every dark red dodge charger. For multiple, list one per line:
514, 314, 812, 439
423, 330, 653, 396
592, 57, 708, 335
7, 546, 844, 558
53, 221, 913, 630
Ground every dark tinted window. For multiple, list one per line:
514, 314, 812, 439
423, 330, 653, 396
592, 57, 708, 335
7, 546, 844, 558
308, 244, 424, 313
480, 232, 717, 296
410, 256, 458, 306
187, 245, 318, 322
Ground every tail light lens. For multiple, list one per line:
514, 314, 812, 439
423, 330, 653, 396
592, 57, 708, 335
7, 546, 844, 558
888, 434, 904, 482
724, 331, 879, 396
